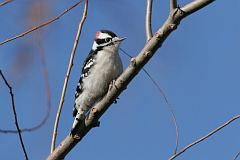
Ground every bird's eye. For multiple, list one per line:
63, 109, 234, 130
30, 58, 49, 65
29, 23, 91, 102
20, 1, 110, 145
105, 38, 111, 43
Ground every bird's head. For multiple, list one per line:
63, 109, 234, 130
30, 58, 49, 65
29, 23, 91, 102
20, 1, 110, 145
92, 30, 126, 51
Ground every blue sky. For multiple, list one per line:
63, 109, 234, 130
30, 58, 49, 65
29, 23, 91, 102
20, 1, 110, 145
0, 0, 240, 159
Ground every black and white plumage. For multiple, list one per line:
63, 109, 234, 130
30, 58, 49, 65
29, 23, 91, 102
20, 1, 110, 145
71, 30, 125, 134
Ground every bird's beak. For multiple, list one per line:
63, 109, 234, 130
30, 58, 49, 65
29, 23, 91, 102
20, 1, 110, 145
115, 37, 127, 42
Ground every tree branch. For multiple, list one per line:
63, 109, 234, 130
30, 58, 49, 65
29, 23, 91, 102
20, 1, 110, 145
0, 0, 13, 7
0, 0, 83, 46
0, 41, 51, 135
170, 0, 177, 12
181, 0, 215, 18
169, 114, 240, 160
233, 150, 240, 160
146, 0, 153, 41
50, 0, 88, 153
0, 70, 28, 160
143, 68, 179, 154
0, 2, 52, 135
47, 0, 215, 159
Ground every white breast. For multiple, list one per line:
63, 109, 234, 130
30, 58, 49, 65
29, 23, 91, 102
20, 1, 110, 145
76, 48, 123, 109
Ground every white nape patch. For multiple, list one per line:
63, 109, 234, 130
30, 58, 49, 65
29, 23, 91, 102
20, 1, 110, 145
97, 32, 111, 39
92, 32, 113, 50
92, 41, 98, 50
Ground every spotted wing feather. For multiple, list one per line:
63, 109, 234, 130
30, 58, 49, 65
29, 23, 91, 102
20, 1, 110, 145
73, 50, 97, 117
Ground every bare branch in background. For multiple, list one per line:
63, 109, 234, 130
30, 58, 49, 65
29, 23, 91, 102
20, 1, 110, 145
30, 0, 52, 137
47, 0, 215, 159
170, 0, 177, 12
50, 0, 88, 153
0, 0, 83, 46
169, 114, 240, 160
120, 48, 179, 154
0, 104, 50, 133
142, 68, 179, 154
0, 70, 29, 160
145, 0, 153, 41
233, 150, 240, 160
0, 0, 13, 7
0, 1, 51, 135
0, 70, 50, 133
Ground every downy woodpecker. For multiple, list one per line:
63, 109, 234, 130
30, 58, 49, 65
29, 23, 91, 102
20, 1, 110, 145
71, 30, 125, 134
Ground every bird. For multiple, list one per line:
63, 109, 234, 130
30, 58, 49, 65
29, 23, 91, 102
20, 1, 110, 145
71, 30, 125, 135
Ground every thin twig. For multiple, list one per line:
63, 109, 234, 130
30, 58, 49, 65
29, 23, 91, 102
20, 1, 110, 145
120, 48, 179, 154
0, 0, 82, 46
34, 8, 52, 136
0, 1, 52, 135
0, 70, 29, 160
50, 0, 88, 153
0, 0, 13, 7
142, 68, 179, 154
146, 0, 153, 42
170, 0, 177, 12
35, 39, 52, 130
0, 101, 50, 133
233, 150, 240, 160
169, 114, 240, 160
0, 45, 51, 135
0, 104, 50, 133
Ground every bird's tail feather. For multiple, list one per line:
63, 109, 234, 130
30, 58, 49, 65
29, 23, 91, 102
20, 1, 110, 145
71, 111, 85, 135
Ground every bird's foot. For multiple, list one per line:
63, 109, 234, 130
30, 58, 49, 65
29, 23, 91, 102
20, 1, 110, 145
109, 80, 118, 91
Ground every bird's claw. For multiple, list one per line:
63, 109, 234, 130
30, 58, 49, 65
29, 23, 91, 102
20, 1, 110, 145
109, 80, 118, 91
113, 97, 119, 104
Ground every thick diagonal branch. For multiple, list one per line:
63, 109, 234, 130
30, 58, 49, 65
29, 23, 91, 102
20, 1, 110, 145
47, 0, 215, 159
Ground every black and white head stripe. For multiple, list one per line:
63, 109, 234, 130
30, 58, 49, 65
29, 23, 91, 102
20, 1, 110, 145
92, 30, 119, 50
99, 30, 117, 38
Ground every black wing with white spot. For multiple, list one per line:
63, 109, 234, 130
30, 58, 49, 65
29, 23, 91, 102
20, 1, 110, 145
73, 50, 97, 116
